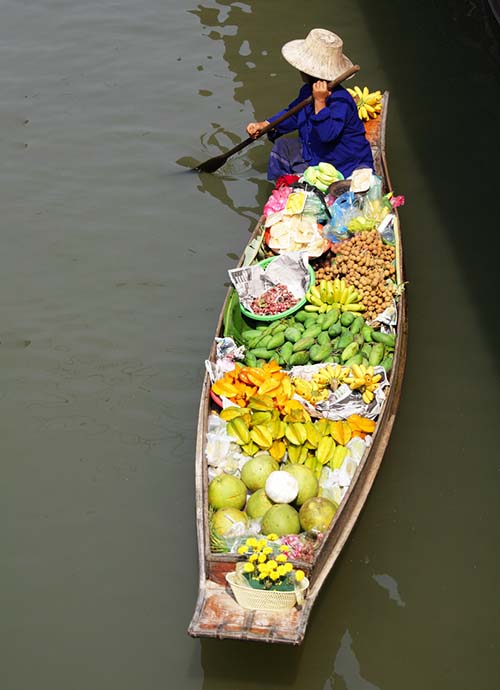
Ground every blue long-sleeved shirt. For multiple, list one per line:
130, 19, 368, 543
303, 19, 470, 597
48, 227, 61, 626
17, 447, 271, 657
267, 83, 373, 178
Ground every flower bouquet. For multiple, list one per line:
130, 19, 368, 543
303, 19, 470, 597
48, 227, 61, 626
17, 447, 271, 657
225, 535, 309, 612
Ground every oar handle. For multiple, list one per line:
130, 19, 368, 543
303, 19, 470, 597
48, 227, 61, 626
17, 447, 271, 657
255, 64, 360, 139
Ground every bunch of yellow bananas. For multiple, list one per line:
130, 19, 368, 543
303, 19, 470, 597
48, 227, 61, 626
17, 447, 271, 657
312, 364, 351, 387
347, 86, 383, 121
344, 364, 382, 404
293, 365, 351, 404
292, 377, 330, 404
305, 278, 365, 313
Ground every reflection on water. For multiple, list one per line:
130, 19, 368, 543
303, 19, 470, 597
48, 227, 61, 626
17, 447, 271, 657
330, 630, 380, 690
372, 573, 406, 608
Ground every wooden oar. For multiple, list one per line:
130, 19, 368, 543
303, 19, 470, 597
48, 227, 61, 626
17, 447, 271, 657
195, 64, 360, 173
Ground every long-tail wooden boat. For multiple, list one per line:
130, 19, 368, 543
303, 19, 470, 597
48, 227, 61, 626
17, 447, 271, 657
188, 93, 407, 645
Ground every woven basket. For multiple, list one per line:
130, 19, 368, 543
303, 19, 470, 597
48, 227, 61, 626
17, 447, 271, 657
226, 571, 309, 612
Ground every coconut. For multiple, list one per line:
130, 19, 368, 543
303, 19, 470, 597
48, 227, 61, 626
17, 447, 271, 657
241, 454, 279, 492
261, 504, 300, 537
246, 488, 274, 520
212, 507, 248, 537
282, 464, 319, 506
208, 474, 247, 510
299, 496, 338, 533
265, 470, 299, 504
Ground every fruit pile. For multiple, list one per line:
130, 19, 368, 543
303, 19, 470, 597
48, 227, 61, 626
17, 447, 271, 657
331, 230, 396, 321
206, 149, 404, 560
238, 306, 394, 372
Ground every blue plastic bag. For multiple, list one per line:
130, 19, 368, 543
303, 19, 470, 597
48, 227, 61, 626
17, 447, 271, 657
323, 192, 360, 242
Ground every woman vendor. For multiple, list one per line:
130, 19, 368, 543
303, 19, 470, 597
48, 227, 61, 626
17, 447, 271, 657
247, 28, 373, 181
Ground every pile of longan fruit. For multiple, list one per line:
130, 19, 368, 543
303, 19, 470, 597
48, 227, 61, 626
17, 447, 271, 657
316, 231, 397, 320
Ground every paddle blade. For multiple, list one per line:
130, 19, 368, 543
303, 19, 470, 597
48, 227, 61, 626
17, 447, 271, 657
194, 152, 229, 173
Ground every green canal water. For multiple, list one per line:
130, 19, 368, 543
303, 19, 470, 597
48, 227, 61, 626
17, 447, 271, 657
1, 1, 499, 688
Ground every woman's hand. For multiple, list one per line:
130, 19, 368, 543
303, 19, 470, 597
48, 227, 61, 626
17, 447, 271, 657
246, 120, 270, 138
312, 81, 331, 113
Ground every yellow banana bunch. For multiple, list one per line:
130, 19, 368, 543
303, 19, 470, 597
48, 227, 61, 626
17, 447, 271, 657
292, 376, 330, 404
312, 364, 350, 387
347, 85, 383, 121
344, 364, 382, 404
306, 279, 365, 313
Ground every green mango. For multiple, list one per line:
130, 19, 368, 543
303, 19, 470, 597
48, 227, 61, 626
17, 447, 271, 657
341, 342, 359, 362
317, 331, 331, 347
322, 308, 340, 331
310, 343, 331, 363
302, 324, 322, 340
369, 343, 385, 366
340, 312, 355, 327
289, 351, 310, 366
292, 336, 316, 353
267, 332, 286, 350
350, 316, 365, 335
284, 327, 302, 344
328, 321, 342, 338
244, 352, 258, 367
345, 353, 363, 366
279, 341, 294, 365
372, 331, 396, 347
337, 332, 354, 350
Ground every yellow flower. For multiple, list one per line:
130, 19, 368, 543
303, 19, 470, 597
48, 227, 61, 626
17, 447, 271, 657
284, 563, 293, 573
246, 537, 258, 548
243, 563, 255, 573
263, 547, 273, 555
237, 545, 248, 555
295, 569, 305, 582
257, 539, 267, 550
267, 533, 279, 541
267, 560, 277, 570
279, 545, 290, 552
269, 570, 280, 581
258, 553, 267, 564
276, 554, 288, 563
277, 565, 288, 577
258, 572, 267, 580
249, 553, 259, 563
257, 562, 269, 573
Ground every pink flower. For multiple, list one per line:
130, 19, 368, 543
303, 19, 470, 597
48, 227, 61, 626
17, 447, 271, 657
390, 194, 405, 208
263, 186, 293, 217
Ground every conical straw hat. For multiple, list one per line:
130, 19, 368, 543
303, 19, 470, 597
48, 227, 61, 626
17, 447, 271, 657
281, 28, 353, 82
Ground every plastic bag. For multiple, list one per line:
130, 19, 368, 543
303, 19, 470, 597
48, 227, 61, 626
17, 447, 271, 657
323, 192, 360, 242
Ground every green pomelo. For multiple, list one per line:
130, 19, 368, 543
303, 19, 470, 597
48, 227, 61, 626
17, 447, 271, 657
208, 474, 247, 510
212, 508, 248, 536
241, 454, 279, 492
246, 489, 274, 519
261, 504, 300, 537
299, 497, 338, 532
282, 464, 319, 506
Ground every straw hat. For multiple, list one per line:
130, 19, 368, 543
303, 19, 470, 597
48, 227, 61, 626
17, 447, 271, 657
281, 28, 353, 82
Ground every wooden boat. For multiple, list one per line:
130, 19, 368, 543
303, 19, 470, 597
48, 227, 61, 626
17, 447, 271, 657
188, 93, 407, 645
